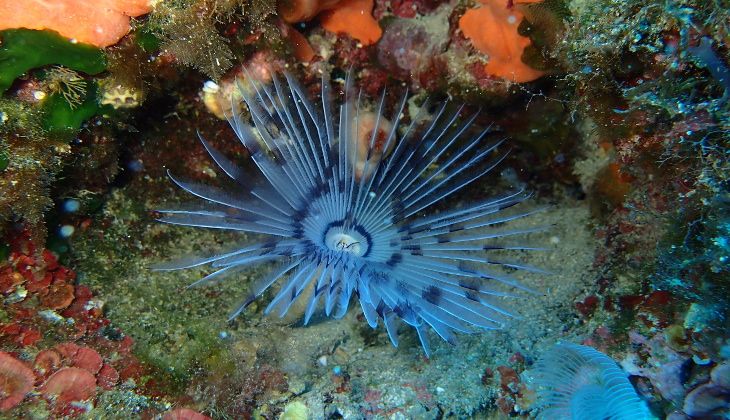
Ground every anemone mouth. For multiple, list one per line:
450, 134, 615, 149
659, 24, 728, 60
323, 222, 371, 257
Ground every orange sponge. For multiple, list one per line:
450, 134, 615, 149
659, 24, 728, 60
459, 0, 544, 83
0, 0, 152, 48
279, 0, 343, 23
320, 0, 382, 46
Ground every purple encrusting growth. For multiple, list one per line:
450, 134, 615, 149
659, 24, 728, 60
156, 71, 544, 356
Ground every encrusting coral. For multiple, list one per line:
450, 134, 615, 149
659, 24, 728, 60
459, 0, 545, 82
0, 0, 153, 48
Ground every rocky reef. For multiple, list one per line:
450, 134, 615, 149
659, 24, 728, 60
0, 0, 728, 418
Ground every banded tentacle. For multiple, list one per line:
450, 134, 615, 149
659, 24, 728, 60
156, 70, 544, 356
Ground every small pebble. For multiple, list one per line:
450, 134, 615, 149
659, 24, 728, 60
59, 225, 75, 238
63, 199, 81, 213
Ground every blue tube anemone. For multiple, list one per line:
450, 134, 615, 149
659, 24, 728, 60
156, 71, 544, 356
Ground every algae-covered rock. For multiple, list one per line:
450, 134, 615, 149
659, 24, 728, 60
279, 401, 309, 420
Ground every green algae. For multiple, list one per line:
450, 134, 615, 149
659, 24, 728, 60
0, 150, 8, 172
135, 29, 161, 53
40, 82, 110, 140
0, 29, 107, 93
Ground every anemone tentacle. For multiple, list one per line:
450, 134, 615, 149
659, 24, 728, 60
157, 71, 543, 356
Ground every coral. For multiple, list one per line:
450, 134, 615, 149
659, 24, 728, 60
0, 29, 106, 93
0, 352, 34, 411
0, 0, 152, 48
531, 343, 651, 419
157, 71, 541, 356
458, 0, 545, 82
320, 0, 382, 46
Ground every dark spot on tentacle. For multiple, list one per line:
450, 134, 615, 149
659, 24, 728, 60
386, 253, 403, 267
314, 282, 327, 296
422, 285, 442, 305
483, 245, 503, 250
301, 240, 316, 252
459, 277, 480, 291
261, 240, 279, 254
292, 224, 304, 239
376, 301, 388, 317
292, 207, 307, 222
370, 271, 390, 285
310, 181, 329, 200
449, 224, 464, 233
465, 290, 479, 302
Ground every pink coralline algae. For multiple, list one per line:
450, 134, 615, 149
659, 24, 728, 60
69, 346, 104, 375
162, 407, 213, 420
40, 367, 97, 415
0, 352, 35, 412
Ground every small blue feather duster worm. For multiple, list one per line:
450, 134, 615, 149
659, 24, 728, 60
532, 343, 653, 419
156, 71, 543, 356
